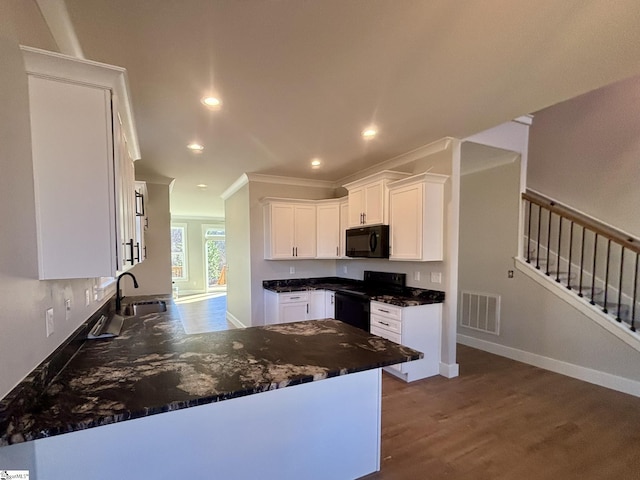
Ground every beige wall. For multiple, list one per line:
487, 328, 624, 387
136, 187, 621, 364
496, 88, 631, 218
528, 74, 640, 238
225, 184, 252, 326
0, 2, 111, 399
124, 183, 172, 296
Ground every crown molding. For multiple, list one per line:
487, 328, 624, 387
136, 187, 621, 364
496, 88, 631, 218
336, 137, 453, 186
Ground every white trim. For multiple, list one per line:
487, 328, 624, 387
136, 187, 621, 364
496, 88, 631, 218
247, 173, 335, 189
460, 151, 519, 176
226, 311, 247, 329
515, 258, 640, 352
35, 0, 84, 58
513, 114, 534, 126
457, 334, 640, 398
338, 138, 452, 186
439, 362, 459, 378
220, 173, 249, 200
171, 215, 225, 223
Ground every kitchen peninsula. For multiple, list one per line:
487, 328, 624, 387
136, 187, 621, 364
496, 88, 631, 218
0, 298, 421, 480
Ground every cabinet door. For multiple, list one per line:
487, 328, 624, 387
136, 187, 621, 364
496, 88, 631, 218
389, 183, 423, 260
269, 204, 295, 258
348, 187, 365, 227
293, 205, 316, 258
363, 181, 384, 225
28, 76, 116, 279
308, 291, 326, 319
279, 302, 309, 323
324, 291, 335, 319
316, 203, 340, 258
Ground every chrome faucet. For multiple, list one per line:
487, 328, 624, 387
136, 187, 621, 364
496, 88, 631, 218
116, 272, 139, 312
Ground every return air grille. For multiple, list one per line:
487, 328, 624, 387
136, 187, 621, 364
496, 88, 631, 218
459, 291, 500, 335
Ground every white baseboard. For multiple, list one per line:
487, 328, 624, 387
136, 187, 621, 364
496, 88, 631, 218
226, 311, 247, 329
439, 362, 459, 378
457, 334, 640, 398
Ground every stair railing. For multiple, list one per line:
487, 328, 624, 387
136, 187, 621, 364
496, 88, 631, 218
522, 190, 639, 333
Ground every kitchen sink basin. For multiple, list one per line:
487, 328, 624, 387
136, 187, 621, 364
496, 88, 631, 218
123, 300, 167, 316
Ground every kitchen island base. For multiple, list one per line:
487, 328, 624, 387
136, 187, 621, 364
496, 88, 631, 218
0, 368, 382, 480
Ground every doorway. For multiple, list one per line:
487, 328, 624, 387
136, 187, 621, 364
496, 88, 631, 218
203, 225, 226, 292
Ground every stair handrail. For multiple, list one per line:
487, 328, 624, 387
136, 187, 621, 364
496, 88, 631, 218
522, 190, 640, 255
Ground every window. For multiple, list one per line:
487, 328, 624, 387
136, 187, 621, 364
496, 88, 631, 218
204, 226, 226, 289
171, 224, 187, 280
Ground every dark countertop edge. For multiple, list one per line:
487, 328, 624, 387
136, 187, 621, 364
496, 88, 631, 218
262, 276, 445, 305
4, 352, 420, 446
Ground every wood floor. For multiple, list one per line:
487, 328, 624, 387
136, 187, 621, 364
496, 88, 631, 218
364, 345, 640, 480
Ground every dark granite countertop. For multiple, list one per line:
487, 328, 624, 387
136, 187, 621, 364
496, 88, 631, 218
0, 296, 421, 446
263, 276, 445, 307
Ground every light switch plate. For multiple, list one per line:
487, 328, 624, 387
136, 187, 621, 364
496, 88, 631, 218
430, 272, 442, 284
414, 271, 421, 281
85, 289, 91, 307
65, 299, 71, 321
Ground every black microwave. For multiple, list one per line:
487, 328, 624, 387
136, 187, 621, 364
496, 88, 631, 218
345, 225, 390, 258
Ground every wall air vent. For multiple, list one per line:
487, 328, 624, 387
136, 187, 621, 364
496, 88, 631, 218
459, 291, 501, 335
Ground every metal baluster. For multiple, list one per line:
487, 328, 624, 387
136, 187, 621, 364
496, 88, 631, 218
616, 247, 625, 322
556, 216, 563, 282
631, 252, 638, 332
526, 201, 532, 263
602, 239, 611, 313
567, 222, 574, 290
546, 208, 553, 276
578, 226, 586, 297
536, 204, 542, 270
590, 233, 598, 305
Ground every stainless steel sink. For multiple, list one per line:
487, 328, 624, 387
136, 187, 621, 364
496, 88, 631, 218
123, 300, 167, 316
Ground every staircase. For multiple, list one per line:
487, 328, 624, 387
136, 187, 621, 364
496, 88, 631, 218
519, 190, 639, 346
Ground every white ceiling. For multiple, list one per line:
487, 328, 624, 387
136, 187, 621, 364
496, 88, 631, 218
57, 0, 640, 218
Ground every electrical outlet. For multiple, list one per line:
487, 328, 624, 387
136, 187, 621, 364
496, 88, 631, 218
414, 271, 421, 281
85, 289, 91, 306
508, 270, 514, 278
45, 308, 54, 337
430, 272, 442, 284
65, 299, 71, 321
290, 266, 295, 274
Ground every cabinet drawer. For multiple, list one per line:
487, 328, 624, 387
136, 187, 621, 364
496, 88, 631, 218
370, 314, 401, 335
370, 301, 402, 320
279, 291, 309, 303
370, 325, 401, 344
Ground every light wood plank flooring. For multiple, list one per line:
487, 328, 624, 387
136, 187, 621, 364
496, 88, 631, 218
365, 344, 640, 480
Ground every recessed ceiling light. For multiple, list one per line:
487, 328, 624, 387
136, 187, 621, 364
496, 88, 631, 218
201, 96, 222, 110
311, 158, 322, 168
187, 143, 204, 152
361, 127, 378, 139
197, 184, 208, 189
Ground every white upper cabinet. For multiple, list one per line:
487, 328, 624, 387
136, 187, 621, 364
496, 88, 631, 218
388, 173, 448, 261
343, 171, 410, 227
263, 199, 317, 259
316, 200, 341, 259
22, 46, 141, 279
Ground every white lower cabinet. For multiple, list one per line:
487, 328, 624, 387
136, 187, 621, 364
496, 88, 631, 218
308, 290, 326, 319
325, 291, 335, 319
264, 289, 332, 324
370, 301, 442, 381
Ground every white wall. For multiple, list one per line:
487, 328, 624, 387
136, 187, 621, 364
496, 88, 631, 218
124, 182, 172, 296
0, 2, 111, 399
